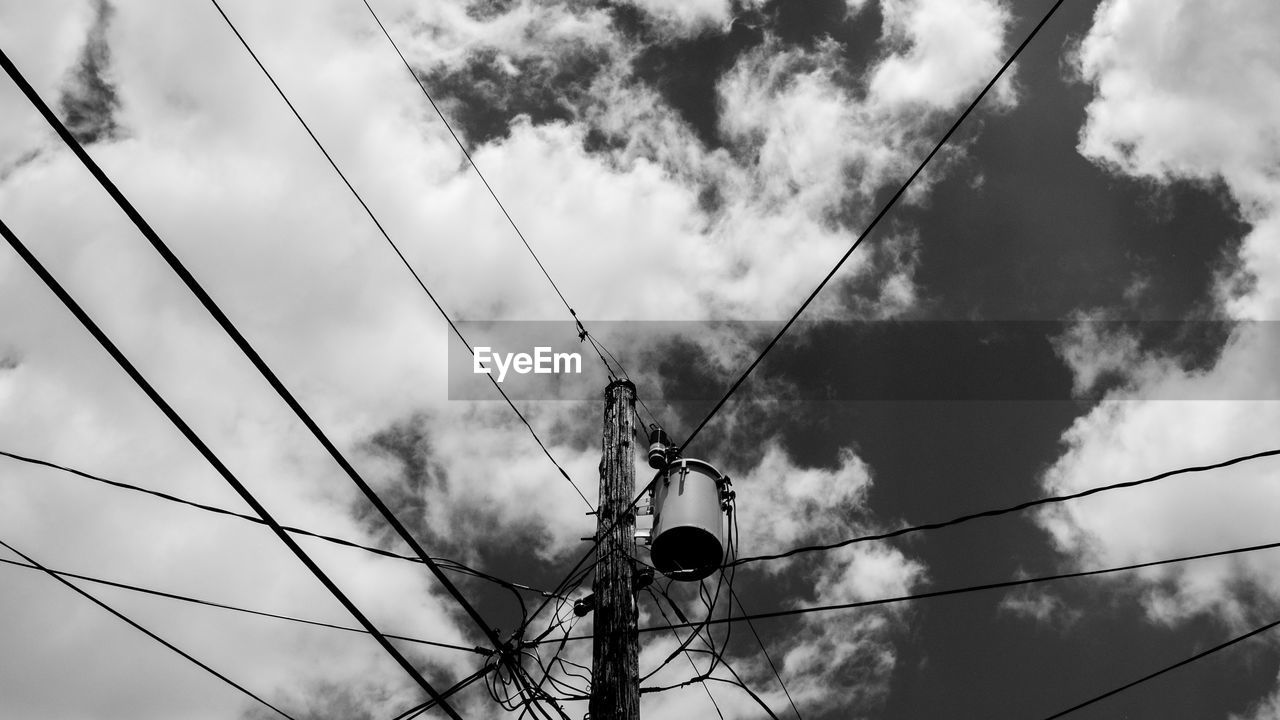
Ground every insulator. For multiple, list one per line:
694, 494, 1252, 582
647, 424, 673, 469
573, 595, 596, 617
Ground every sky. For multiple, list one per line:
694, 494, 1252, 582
1, 0, 1280, 719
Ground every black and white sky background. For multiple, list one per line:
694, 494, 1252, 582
3, 0, 1280, 718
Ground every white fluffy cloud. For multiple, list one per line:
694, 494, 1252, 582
870, 0, 1015, 109
620, 0, 736, 36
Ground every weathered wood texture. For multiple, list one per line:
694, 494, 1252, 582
590, 379, 639, 720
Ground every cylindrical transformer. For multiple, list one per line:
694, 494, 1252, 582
649, 458, 727, 581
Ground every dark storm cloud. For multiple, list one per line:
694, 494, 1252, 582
59, 0, 121, 145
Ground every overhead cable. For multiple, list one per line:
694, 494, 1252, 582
0, 213, 465, 720
207, 0, 594, 512
0, 448, 564, 599
729, 447, 1280, 569
0, 537, 298, 720
730, 586, 802, 720
644, 585, 727, 719
361, 0, 646, 395
535, 538, 1280, 642
389, 664, 496, 720
676, 0, 1068, 454
1, 45, 508, 660
1039, 616, 1280, 719
0, 555, 487, 655
519, 0, 1072, 643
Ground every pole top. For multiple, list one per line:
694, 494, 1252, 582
605, 378, 636, 396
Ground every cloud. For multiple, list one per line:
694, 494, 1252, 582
0, 0, 1016, 716
998, 571, 1082, 629
1075, 0, 1280, 219
1232, 675, 1280, 720
1036, 0, 1280, 643
619, 0, 736, 38
634, 442, 925, 719
870, 0, 1016, 110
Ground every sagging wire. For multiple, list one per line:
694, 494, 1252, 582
645, 584, 727, 720
591, 336, 663, 432
631, 490, 785, 714
1, 445, 570, 607
513, 392, 684, 649
729, 584, 802, 720
508, 434, 653, 651
524, 620, 593, 702
487, 649, 583, 719
483, 574, 594, 719
389, 663, 496, 720
641, 493, 739, 683
486, 391, 678, 717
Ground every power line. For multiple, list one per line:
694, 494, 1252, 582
1039, 616, 1280, 719
364, 0, 674, 447
728, 447, 1280, 569
0, 448, 565, 600
645, 586, 726, 720
517, 441, 685, 642
702, 674, 783, 720
389, 664, 496, 720
206, 0, 593, 512
535, 538, 1280, 642
515, 385, 1280, 686
676, 0, 1068, 455
361, 0, 640, 392
512, 481, 651, 644
730, 587, 802, 720
640, 506, 740, 684
0, 555, 487, 655
0, 537, 297, 720
360, 0, 573, 322
637, 514, 782, 718
0, 213, 464, 719
519, 0, 1073, 645
640, 657, 782, 720
1, 44, 505, 662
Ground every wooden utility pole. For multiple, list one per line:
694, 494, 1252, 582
591, 379, 640, 720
